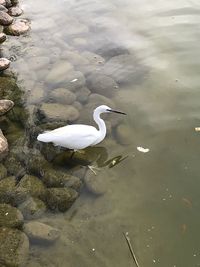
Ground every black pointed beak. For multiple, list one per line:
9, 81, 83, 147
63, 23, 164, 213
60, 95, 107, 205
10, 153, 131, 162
107, 109, 126, 115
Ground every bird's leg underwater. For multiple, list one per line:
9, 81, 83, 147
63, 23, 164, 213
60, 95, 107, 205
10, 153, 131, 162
70, 149, 86, 159
87, 165, 101, 175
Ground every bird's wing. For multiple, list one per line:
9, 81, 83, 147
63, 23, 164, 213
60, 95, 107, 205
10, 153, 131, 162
46, 124, 99, 149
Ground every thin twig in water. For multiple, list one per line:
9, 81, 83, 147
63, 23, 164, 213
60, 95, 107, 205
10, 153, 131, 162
123, 232, 140, 267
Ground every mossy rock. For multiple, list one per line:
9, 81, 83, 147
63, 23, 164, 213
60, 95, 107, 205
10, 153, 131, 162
42, 168, 82, 191
3, 153, 24, 176
26, 151, 51, 177
0, 203, 23, 228
18, 197, 46, 220
17, 174, 46, 201
0, 163, 7, 180
46, 188, 78, 212
0, 76, 17, 98
0, 176, 16, 204
0, 227, 29, 267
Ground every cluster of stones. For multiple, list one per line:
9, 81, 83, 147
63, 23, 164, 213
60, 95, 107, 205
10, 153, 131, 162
0, 0, 30, 71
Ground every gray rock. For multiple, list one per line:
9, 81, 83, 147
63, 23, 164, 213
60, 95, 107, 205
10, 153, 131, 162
0, 163, 7, 180
0, 10, 13, 25
28, 56, 50, 71
27, 85, 45, 105
0, 203, 23, 228
115, 124, 132, 145
8, 6, 23, 16
62, 50, 89, 66
50, 88, 76, 105
0, 99, 14, 115
0, 0, 6, 6
10, 0, 19, 5
86, 73, 118, 97
18, 197, 46, 220
72, 37, 88, 48
42, 169, 82, 191
62, 70, 86, 91
76, 86, 91, 104
0, 57, 10, 71
0, 32, 6, 42
0, 227, 29, 267
5, 0, 12, 7
39, 103, 79, 122
45, 61, 74, 85
0, 176, 16, 204
102, 54, 148, 84
0, 4, 7, 12
73, 100, 82, 111
46, 187, 78, 212
23, 221, 60, 244
88, 93, 115, 107
0, 130, 8, 160
81, 51, 105, 66
17, 174, 46, 201
5, 19, 30, 35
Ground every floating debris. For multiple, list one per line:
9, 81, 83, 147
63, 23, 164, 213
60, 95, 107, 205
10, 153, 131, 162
195, 127, 200, 132
70, 78, 78, 83
137, 146, 150, 153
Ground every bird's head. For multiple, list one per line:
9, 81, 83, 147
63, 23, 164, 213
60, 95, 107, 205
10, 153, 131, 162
95, 105, 126, 115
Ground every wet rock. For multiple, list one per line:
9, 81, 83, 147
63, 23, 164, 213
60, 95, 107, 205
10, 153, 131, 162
46, 187, 78, 212
5, 19, 30, 36
102, 54, 148, 84
72, 37, 88, 48
45, 61, 74, 85
63, 70, 86, 91
39, 103, 79, 122
86, 73, 118, 97
18, 197, 46, 220
26, 150, 50, 176
0, 164, 7, 180
3, 153, 24, 176
76, 86, 91, 104
0, 203, 23, 228
96, 42, 129, 60
42, 169, 82, 191
0, 99, 14, 115
73, 100, 82, 111
0, 227, 29, 267
115, 124, 132, 145
0, 10, 13, 25
0, 129, 8, 160
23, 221, 60, 244
8, 6, 23, 16
17, 174, 46, 201
50, 88, 76, 105
10, 0, 19, 5
5, 0, 12, 8
0, 176, 16, 204
0, 32, 6, 43
0, 57, 10, 71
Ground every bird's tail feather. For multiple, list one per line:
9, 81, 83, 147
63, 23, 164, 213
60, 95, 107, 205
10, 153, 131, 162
37, 132, 53, 143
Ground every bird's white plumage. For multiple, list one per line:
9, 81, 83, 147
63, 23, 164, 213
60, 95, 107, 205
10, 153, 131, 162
37, 105, 126, 150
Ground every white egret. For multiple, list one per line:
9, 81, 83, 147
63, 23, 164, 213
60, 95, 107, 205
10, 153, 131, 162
37, 105, 126, 150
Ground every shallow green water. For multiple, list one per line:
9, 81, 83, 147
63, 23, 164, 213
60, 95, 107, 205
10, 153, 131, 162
2, 0, 200, 266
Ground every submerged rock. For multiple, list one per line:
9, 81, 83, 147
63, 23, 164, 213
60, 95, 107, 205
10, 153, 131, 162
76, 86, 91, 104
42, 169, 82, 191
0, 99, 14, 115
0, 129, 8, 160
0, 10, 13, 25
18, 197, 46, 220
0, 58, 10, 71
0, 0, 6, 7
50, 88, 76, 105
0, 203, 23, 228
23, 221, 60, 244
0, 163, 7, 180
39, 103, 79, 122
86, 73, 118, 97
46, 187, 78, 212
8, 6, 23, 16
0, 227, 29, 267
3, 153, 24, 176
0, 176, 16, 204
115, 124, 132, 145
5, 19, 30, 35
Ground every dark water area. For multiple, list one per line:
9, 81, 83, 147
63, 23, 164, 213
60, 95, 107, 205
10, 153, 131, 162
1, 0, 200, 266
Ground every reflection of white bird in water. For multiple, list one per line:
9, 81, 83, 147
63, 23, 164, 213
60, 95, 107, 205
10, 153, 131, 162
37, 105, 126, 150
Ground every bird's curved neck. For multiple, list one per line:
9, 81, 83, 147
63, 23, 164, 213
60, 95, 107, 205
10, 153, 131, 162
93, 109, 106, 140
